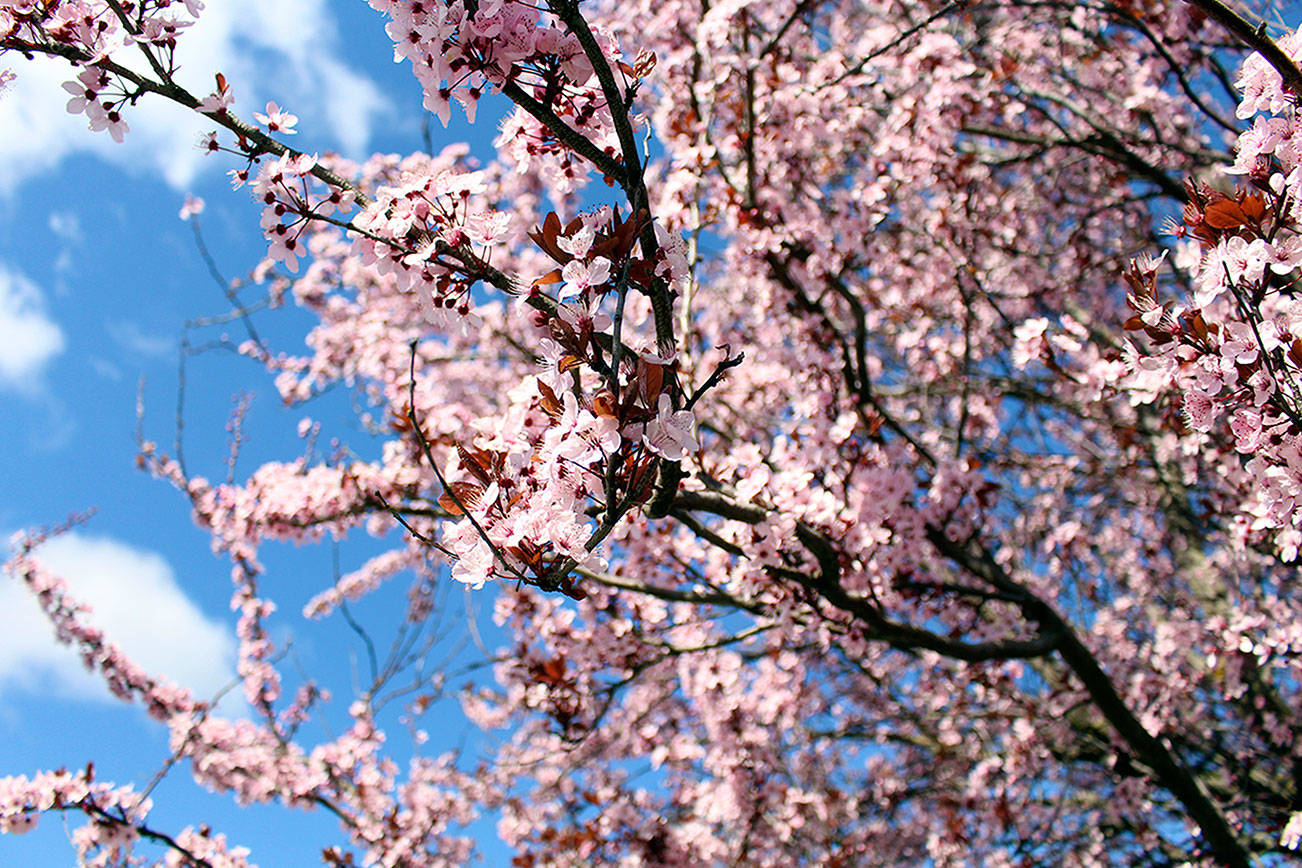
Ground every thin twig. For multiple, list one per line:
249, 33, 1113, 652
404, 342, 530, 583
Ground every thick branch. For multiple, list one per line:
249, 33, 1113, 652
497, 77, 626, 180
1185, 0, 1302, 97
672, 485, 1250, 863
928, 530, 1252, 867
1053, 625, 1251, 867
547, 0, 675, 354
671, 490, 1062, 662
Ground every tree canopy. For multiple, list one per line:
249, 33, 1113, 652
4, 0, 1302, 864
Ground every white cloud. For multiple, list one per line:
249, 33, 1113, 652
0, 264, 64, 389
0, 0, 387, 194
0, 533, 238, 709
108, 320, 176, 358
47, 211, 83, 243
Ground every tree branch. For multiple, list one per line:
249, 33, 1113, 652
1185, 0, 1302, 97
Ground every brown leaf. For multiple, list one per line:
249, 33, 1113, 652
1290, 338, 1302, 368
528, 213, 570, 263
457, 444, 495, 485
1241, 193, 1267, 222
634, 49, 657, 78
592, 391, 618, 418
537, 380, 563, 420
1203, 199, 1247, 230
532, 268, 563, 287
637, 358, 664, 405
537, 656, 567, 686
439, 481, 483, 516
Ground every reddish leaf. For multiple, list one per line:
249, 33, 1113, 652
537, 380, 563, 420
457, 444, 496, 485
438, 481, 483, 516
528, 213, 571, 263
1290, 338, 1302, 368
537, 657, 567, 686
637, 357, 665, 405
1203, 199, 1247, 230
532, 268, 563, 287
1241, 193, 1267, 222
634, 49, 657, 78
592, 391, 618, 418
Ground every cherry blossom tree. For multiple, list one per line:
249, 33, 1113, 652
3, 0, 1302, 864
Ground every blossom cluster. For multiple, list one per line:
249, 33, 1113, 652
369, 0, 603, 127
1122, 43, 1302, 560
349, 164, 508, 313
3, 0, 206, 141
252, 152, 354, 275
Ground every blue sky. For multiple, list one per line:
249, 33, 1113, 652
0, 1, 513, 863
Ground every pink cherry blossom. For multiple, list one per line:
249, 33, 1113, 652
642, 394, 697, 460
198, 88, 234, 114
558, 256, 611, 300
87, 104, 129, 142
178, 194, 205, 220
252, 100, 297, 134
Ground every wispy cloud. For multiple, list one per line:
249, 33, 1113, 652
107, 320, 177, 359
0, 264, 64, 390
0, 0, 388, 194
46, 212, 82, 244
0, 533, 238, 708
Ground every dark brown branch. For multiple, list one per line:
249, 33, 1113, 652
1185, 0, 1302, 97
926, 529, 1252, 867
1115, 7, 1238, 134
758, 0, 820, 59
671, 483, 1250, 864
575, 565, 765, 614
671, 490, 1062, 662
76, 803, 214, 868
829, 0, 968, 88
497, 77, 626, 180
547, 0, 676, 355
960, 125, 1189, 202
